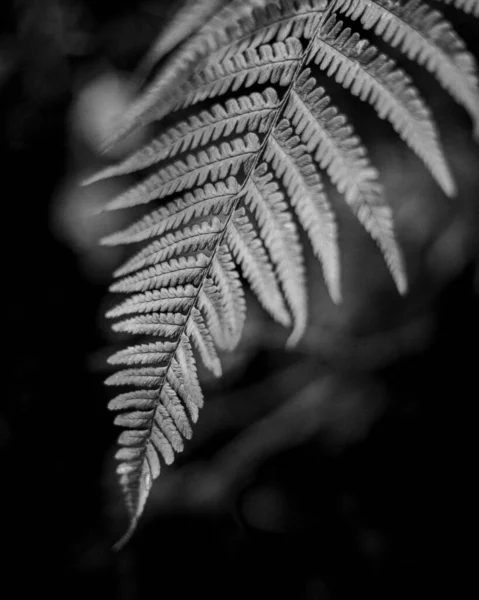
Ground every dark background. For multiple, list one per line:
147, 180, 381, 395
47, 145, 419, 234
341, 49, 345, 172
2, 1, 478, 598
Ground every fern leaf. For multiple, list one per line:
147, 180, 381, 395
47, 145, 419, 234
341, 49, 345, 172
335, 0, 479, 137
85, 89, 280, 185
112, 312, 187, 338
108, 390, 157, 412
97, 0, 479, 545
101, 135, 259, 212
108, 342, 177, 366
113, 219, 223, 278
166, 363, 200, 423
177, 38, 303, 110
310, 15, 456, 196
101, 178, 239, 247
265, 120, 341, 303
110, 254, 210, 295
103, 0, 275, 150
226, 209, 292, 328
197, 288, 228, 349
208, 245, 246, 349
159, 383, 193, 438
151, 404, 185, 453
105, 367, 168, 388
187, 307, 222, 376
105, 286, 199, 319
176, 334, 204, 410
285, 73, 405, 292
113, 411, 154, 429
244, 167, 307, 345
107, 289, 220, 550
286, 71, 379, 202
210, 0, 328, 61
432, 0, 479, 16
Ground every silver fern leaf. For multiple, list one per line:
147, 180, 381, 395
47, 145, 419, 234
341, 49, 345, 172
335, 0, 479, 137
88, 0, 479, 547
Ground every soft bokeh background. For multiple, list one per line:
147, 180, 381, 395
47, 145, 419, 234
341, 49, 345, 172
2, 1, 478, 598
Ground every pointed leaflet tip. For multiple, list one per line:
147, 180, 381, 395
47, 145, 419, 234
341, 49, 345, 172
388, 243, 408, 297
329, 283, 343, 306
285, 319, 305, 349
113, 464, 153, 550
395, 269, 408, 297
112, 517, 139, 552
81, 167, 120, 187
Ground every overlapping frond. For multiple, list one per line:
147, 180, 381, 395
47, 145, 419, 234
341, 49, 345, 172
95, 0, 479, 546
102, 178, 239, 246
104, 0, 279, 147
211, 0, 328, 61
208, 245, 246, 350
101, 135, 257, 212
110, 253, 210, 294
309, 15, 456, 196
335, 0, 479, 137
243, 166, 307, 344
177, 38, 303, 109
114, 219, 223, 278
106, 286, 199, 319
226, 208, 292, 327
264, 127, 340, 302
286, 71, 379, 204
271, 110, 405, 294
85, 89, 280, 185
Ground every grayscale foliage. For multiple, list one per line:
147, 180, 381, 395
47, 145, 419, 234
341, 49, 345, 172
89, 0, 479, 547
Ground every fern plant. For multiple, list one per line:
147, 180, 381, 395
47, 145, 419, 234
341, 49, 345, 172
87, 0, 479, 547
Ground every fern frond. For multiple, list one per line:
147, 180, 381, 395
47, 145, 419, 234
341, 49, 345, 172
177, 38, 303, 110
187, 307, 222, 376
112, 312, 187, 337
101, 135, 258, 212
286, 71, 378, 202
108, 390, 158, 412
226, 208, 292, 328
309, 15, 456, 196
103, 0, 277, 149
113, 219, 223, 278
208, 245, 246, 350
244, 167, 307, 344
106, 286, 199, 319
85, 89, 280, 185
175, 334, 204, 410
265, 121, 340, 302
108, 342, 177, 367
197, 287, 228, 349
106, 250, 230, 549
166, 363, 200, 422
432, 0, 479, 16
335, 0, 479, 137
106, 367, 168, 388
101, 178, 239, 246
210, 0, 327, 61
110, 254, 210, 294
96, 0, 479, 546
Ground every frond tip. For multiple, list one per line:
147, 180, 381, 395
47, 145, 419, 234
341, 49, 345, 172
93, 0, 478, 546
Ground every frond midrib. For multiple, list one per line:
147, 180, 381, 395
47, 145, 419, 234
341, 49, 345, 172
116, 0, 337, 525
